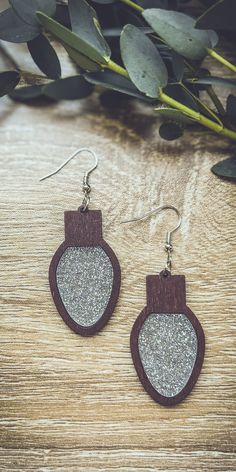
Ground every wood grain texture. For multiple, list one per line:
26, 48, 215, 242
0, 34, 236, 471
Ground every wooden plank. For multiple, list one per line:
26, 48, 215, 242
0, 39, 235, 471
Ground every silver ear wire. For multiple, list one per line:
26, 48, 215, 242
122, 205, 182, 273
40, 148, 98, 211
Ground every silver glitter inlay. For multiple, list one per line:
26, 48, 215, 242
56, 246, 113, 327
138, 313, 198, 397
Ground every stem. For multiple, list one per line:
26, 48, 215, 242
119, 0, 144, 12
160, 91, 236, 140
107, 59, 129, 78
207, 48, 236, 74
181, 82, 223, 126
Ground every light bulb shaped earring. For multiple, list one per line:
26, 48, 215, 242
40, 148, 121, 336
123, 206, 204, 406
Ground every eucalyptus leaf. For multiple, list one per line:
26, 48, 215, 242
37, 11, 108, 64
99, 90, 128, 107
142, 9, 217, 60
117, 7, 144, 28
211, 156, 236, 181
103, 26, 153, 37
187, 76, 236, 88
171, 51, 184, 81
43, 75, 94, 100
120, 24, 168, 98
139, 0, 172, 8
27, 34, 61, 79
0, 8, 40, 43
92, 0, 117, 3
9, 0, 56, 26
155, 106, 194, 125
208, 30, 218, 48
54, 5, 71, 27
63, 43, 101, 71
0, 71, 20, 97
226, 95, 236, 125
9, 85, 44, 102
164, 84, 199, 111
85, 70, 154, 100
68, 0, 111, 62
196, 0, 236, 32
159, 122, 183, 140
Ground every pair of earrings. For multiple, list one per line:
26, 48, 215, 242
41, 148, 205, 407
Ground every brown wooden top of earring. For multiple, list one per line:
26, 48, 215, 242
146, 271, 186, 312
64, 209, 102, 245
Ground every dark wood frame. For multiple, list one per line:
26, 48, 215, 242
130, 271, 205, 406
49, 210, 121, 336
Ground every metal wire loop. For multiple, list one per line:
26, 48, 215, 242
40, 147, 98, 210
122, 205, 182, 273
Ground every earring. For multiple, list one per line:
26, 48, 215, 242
40, 148, 121, 336
123, 205, 205, 406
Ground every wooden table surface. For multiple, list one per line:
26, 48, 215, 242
0, 38, 236, 471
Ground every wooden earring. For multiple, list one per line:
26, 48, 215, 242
41, 148, 121, 336
123, 205, 205, 406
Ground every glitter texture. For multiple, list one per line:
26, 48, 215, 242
56, 246, 113, 327
138, 313, 198, 397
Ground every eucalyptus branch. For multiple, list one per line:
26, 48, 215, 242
119, 0, 236, 77
106, 60, 236, 141
159, 91, 236, 140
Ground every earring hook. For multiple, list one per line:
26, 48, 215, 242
122, 205, 182, 273
40, 147, 98, 211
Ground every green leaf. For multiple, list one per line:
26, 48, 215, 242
226, 95, 236, 125
85, 70, 154, 101
37, 11, 109, 64
9, 0, 56, 26
68, 0, 110, 63
0, 70, 20, 97
103, 26, 153, 37
171, 51, 184, 81
9, 85, 44, 102
99, 90, 128, 108
63, 43, 101, 72
92, 0, 117, 3
27, 34, 61, 79
155, 107, 194, 125
196, 0, 236, 32
208, 30, 218, 47
0, 8, 40, 43
186, 76, 236, 88
159, 122, 183, 140
142, 9, 217, 60
120, 24, 168, 98
43, 76, 94, 100
211, 156, 236, 181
